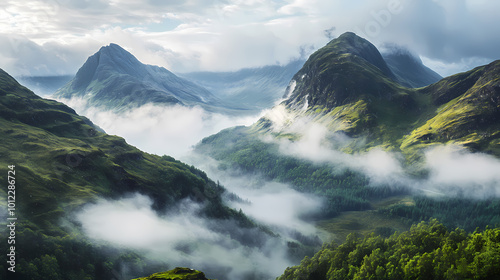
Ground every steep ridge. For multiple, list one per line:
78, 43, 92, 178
54, 44, 232, 112
283, 32, 400, 111
255, 32, 423, 149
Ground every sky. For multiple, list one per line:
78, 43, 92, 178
1, 0, 500, 78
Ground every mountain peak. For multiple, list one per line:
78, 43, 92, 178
325, 32, 395, 79
283, 32, 400, 110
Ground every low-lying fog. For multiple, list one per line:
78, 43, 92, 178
56, 97, 264, 158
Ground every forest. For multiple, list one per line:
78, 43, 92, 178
278, 219, 500, 279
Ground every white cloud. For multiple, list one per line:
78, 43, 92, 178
422, 145, 500, 197
58, 97, 262, 158
3, 0, 499, 77
181, 152, 325, 241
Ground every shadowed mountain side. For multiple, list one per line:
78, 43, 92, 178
383, 47, 442, 88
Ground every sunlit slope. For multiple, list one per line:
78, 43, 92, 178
403, 61, 500, 156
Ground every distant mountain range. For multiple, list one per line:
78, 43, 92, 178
382, 47, 442, 88
47, 41, 440, 115
16, 75, 73, 96
179, 60, 305, 111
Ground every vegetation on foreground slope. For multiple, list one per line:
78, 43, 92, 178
132, 267, 213, 280
278, 220, 500, 280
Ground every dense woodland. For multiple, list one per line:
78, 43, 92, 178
278, 220, 500, 279
383, 197, 500, 232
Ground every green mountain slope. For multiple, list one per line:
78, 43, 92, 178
0, 68, 252, 279
402, 61, 500, 156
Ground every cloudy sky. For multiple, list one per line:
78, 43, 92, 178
1, 0, 499, 77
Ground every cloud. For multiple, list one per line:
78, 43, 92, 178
6, 0, 499, 77
422, 145, 500, 198
260, 106, 500, 198
75, 193, 306, 279
183, 153, 324, 236
57, 97, 262, 158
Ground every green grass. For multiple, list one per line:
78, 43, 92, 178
132, 267, 212, 280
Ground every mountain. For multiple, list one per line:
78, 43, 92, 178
53, 44, 233, 112
195, 32, 500, 236
0, 68, 257, 279
180, 59, 305, 112
235, 32, 500, 158
16, 75, 73, 96
382, 46, 442, 88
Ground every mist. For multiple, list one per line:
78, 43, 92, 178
260, 108, 500, 198
184, 153, 324, 236
75, 192, 318, 280
56, 97, 262, 158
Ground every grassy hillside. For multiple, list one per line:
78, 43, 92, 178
402, 61, 500, 157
